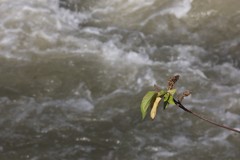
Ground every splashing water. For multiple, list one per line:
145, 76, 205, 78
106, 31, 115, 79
0, 0, 240, 159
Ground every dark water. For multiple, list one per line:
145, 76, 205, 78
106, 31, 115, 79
0, 0, 240, 159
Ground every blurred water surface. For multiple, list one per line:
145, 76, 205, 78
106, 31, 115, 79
0, 0, 240, 159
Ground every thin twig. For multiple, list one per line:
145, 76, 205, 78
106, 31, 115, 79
173, 99, 240, 134
154, 84, 240, 134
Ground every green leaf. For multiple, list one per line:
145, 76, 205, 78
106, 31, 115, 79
168, 95, 175, 105
140, 91, 157, 119
164, 92, 170, 102
163, 101, 169, 110
158, 90, 166, 97
163, 93, 170, 109
168, 89, 176, 95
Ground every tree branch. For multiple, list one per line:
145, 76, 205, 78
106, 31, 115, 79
173, 98, 240, 134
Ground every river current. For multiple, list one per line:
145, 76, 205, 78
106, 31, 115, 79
0, 0, 240, 159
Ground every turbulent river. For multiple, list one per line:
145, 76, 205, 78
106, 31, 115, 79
0, 0, 240, 159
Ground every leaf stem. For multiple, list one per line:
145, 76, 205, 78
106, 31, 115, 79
173, 99, 240, 134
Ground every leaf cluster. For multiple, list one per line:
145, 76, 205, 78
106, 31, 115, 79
140, 89, 176, 119
139, 75, 240, 134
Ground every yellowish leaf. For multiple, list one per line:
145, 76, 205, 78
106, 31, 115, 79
140, 91, 157, 119
168, 89, 176, 95
150, 97, 161, 119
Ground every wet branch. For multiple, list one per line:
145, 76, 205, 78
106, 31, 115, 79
154, 83, 240, 134
173, 98, 240, 134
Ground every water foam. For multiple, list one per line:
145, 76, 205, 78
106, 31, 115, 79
160, 0, 193, 18
0, 0, 90, 60
141, 0, 193, 26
